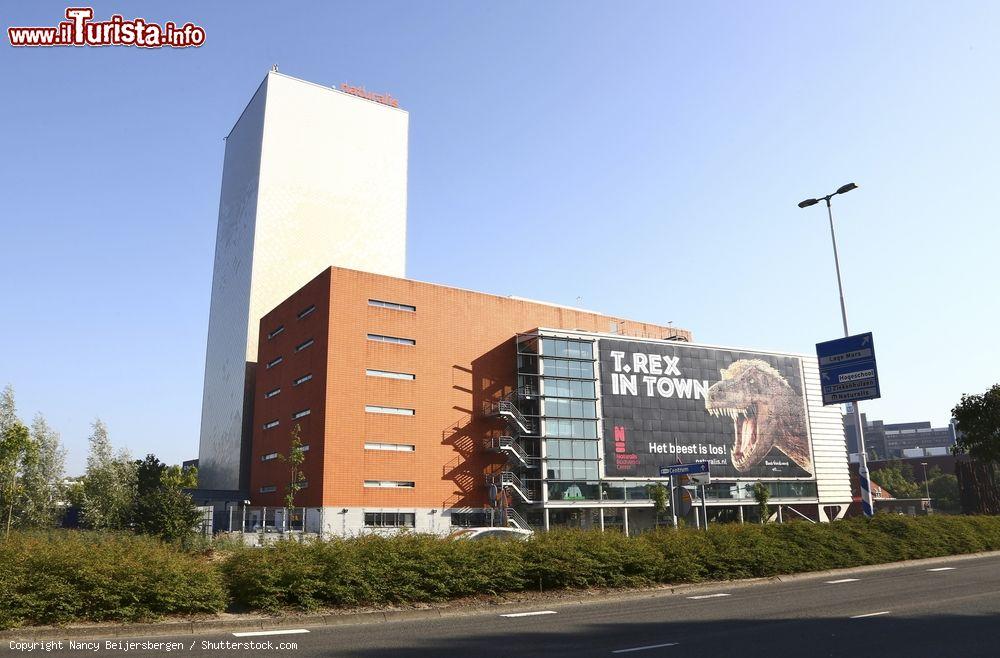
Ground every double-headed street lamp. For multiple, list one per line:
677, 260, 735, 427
798, 182, 875, 517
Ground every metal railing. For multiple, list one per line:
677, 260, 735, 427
504, 507, 532, 530
486, 471, 537, 503
484, 435, 534, 468
495, 400, 533, 434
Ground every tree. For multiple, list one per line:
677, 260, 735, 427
928, 473, 960, 512
80, 419, 136, 530
280, 424, 307, 512
752, 481, 770, 523
18, 414, 67, 527
647, 483, 669, 528
871, 461, 922, 499
0, 385, 36, 539
0, 385, 16, 434
1, 420, 32, 540
953, 384, 1000, 463
132, 454, 201, 544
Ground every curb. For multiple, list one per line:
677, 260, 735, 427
5, 549, 1000, 641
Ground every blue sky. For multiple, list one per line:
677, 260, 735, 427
2, 2, 997, 475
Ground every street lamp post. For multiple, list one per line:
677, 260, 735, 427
798, 182, 875, 517
921, 461, 932, 513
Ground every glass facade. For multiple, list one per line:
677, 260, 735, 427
534, 337, 602, 503
512, 333, 822, 526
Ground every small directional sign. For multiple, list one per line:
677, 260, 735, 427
659, 462, 710, 477
816, 332, 881, 406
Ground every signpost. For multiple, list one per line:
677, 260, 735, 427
659, 462, 710, 531
659, 462, 710, 477
816, 332, 879, 517
816, 332, 881, 405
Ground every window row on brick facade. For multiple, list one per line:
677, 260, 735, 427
368, 298, 416, 313
367, 333, 415, 346
262, 408, 312, 429
264, 303, 317, 344
365, 405, 415, 416
364, 442, 415, 452
364, 511, 414, 527
366, 368, 415, 380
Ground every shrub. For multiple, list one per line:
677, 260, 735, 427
0, 530, 226, 629
222, 516, 1000, 613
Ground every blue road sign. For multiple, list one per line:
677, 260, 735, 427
659, 462, 710, 477
816, 332, 881, 405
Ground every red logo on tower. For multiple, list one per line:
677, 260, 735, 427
613, 425, 639, 471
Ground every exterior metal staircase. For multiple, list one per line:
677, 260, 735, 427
486, 471, 537, 504
504, 507, 531, 530
484, 435, 535, 468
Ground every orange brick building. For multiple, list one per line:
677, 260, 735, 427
248, 266, 688, 534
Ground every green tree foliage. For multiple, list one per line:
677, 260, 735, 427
646, 483, 668, 528
928, 473, 961, 512
752, 481, 770, 523
1, 420, 33, 540
953, 384, 1000, 463
132, 454, 201, 544
1, 386, 39, 539
80, 419, 136, 530
280, 424, 307, 511
18, 414, 67, 527
871, 461, 922, 499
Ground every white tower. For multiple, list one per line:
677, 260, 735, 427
198, 70, 408, 490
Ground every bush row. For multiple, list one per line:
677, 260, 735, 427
4, 516, 1000, 628
221, 515, 1000, 612
0, 531, 226, 629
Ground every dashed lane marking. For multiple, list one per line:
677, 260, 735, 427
500, 610, 557, 618
612, 642, 680, 653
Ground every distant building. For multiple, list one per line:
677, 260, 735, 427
883, 421, 957, 458
843, 412, 887, 459
843, 414, 956, 460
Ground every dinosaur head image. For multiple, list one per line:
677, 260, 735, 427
704, 359, 812, 474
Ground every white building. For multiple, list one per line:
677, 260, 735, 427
198, 70, 408, 491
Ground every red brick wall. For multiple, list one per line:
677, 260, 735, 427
249, 267, 689, 509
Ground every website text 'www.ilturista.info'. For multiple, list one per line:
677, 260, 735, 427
8, 7, 205, 48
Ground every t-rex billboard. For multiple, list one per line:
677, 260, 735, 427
600, 339, 813, 479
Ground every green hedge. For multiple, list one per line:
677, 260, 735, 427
4, 517, 1000, 628
222, 515, 1000, 612
0, 531, 226, 629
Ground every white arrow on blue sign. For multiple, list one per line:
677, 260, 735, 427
816, 332, 881, 406
659, 462, 710, 477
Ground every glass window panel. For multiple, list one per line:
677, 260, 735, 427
572, 441, 585, 459
585, 442, 598, 459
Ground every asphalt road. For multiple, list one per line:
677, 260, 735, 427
7, 553, 1000, 658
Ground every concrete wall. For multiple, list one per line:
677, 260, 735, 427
198, 72, 409, 490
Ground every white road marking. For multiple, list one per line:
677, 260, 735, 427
851, 611, 890, 619
686, 593, 731, 600
232, 629, 310, 637
826, 578, 860, 584
612, 642, 680, 653
500, 610, 557, 618
927, 567, 956, 572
